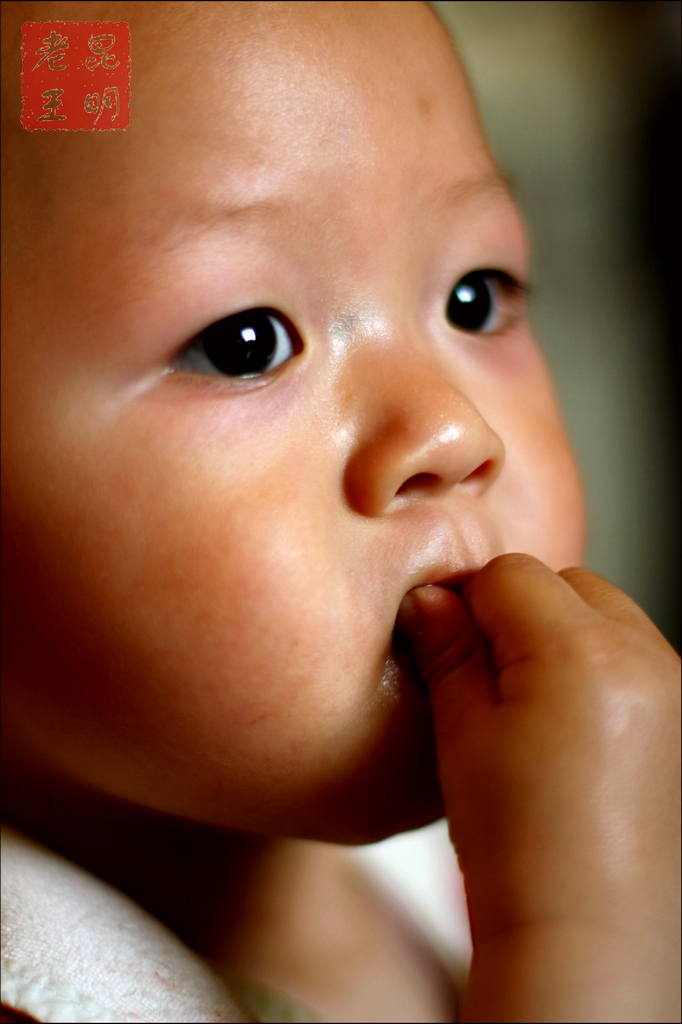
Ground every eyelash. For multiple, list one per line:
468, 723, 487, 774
170, 270, 528, 382
445, 269, 528, 336
172, 308, 301, 380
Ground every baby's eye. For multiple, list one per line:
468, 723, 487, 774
446, 270, 522, 334
174, 308, 297, 378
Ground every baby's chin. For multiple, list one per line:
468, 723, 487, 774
270, 651, 445, 847
285, 780, 444, 848
314, 784, 445, 848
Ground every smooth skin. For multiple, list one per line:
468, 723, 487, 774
1, 2, 679, 1021
398, 558, 681, 1021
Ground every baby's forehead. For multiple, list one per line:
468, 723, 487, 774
5, 3, 486, 219
3, 0, 508, 349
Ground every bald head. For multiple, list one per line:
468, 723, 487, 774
2, 1, 484, 310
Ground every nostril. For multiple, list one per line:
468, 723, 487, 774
462, 458, 495, 486
396, 459, 497, 501
396, 472, 441, 497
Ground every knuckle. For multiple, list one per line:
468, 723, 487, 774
561, 565, 625, 608
472, 552, 546, 599
488, 552, 542, 575
558, 565, 595, 586
423, 629, 480, 694
559, 620, 679, 724
554, 618, 673, 686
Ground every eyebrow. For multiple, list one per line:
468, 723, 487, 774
174, 169, 515, 240
425, 169, 515, 215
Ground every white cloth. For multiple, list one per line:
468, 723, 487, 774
1, 820, 469, 1023
1, 824, 250, 1023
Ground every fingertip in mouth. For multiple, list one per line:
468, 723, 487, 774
388, 567, 482, 696
390, 621, 428, 696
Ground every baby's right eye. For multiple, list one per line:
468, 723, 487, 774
173, 308, 298, 378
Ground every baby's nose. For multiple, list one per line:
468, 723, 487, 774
343, 350, 504, 518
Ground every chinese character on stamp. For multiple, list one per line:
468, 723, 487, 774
21, 21, 130, 131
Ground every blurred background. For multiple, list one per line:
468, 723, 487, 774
433, 0, 681, 650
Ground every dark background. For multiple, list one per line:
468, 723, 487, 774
435, 0, 680, 650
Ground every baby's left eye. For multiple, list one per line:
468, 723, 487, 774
446, 270, 522, 334
173, 308, 297, 378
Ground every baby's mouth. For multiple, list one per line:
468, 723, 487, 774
390, 619, 428, 696
388, 573, 475, 698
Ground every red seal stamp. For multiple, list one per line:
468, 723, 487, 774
21, 21, 131, 131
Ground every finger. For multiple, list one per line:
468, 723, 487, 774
462, 553, 595, 676
397, 584, 496, 731
559, 566, 668, 640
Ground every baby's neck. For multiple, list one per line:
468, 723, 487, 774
2, 743, 404, 975
1, 743, 271, 952
2, 744, 457, 1021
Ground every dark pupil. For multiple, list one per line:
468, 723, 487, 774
201, 309, 276, 376
446, 272, 492, 332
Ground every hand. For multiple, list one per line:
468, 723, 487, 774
398, 554, 681, 1023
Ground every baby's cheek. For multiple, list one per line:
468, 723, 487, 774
5, 401, 377, 805
494, 435, 584, 569
5, 382, 442, 838
89, 480, 356, 737
479, 348, 585, 570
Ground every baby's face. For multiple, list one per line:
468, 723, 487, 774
2, 1, 583, 842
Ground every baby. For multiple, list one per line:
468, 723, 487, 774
1, 2, 680, 1022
